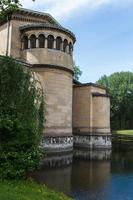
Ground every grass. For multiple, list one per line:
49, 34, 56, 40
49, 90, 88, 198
0, 180, 71, 200
113, 130, 133, 135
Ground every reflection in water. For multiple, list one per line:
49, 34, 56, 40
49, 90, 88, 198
32, 149, 111, 199
71, 160, 111, 200
72, 160, 110, 191
74, 148, 111, 160
40, 152, 73, 168
33, 153, 73, 194
112, 145, 133, 173
31, 145, 133, 200
33, 166, 72, 195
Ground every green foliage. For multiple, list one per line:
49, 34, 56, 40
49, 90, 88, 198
73, 61, 82, 80
97, 72, 133, 130
0, 180, 71, 200
0, 56, 44, 179
0, 0, 35, 20
0, 0, 21, 19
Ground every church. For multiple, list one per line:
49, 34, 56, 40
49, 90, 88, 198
0, 8, 111, 152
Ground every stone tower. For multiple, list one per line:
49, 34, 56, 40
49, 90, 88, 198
0, 8, 75, 152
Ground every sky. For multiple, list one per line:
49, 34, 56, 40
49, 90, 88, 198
20, 0, 133, 83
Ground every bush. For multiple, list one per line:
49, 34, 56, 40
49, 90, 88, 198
0, 56, 44, 179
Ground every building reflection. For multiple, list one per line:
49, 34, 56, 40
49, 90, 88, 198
72, 148, 111, 192
31, 152, 73, 194
31, 149, 111, 196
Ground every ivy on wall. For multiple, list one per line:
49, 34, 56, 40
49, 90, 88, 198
0, 56, 44, 179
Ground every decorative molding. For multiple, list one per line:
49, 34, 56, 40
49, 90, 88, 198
32, 64, 74, 75
73, 133, 111, 136
19, 23, 76, 43
73, 127, 111, 136
74, 135, 112, 149
41, 136, 73, 152
73, 126, 110, 129
40, 135, 112, 152
16, 7, 61, 27
73, 82, 107, 91
92, 92, 110, 98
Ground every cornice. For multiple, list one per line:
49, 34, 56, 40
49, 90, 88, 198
17, 7, 61, 26
32, 64, 74, 75
19, 23, 76, 43
92, 92, 110, 98
73, 82, 107, 90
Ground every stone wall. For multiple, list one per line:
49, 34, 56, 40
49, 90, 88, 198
32, 67, 73, 151
92, 95, 110, 133
73, 84, 111, 149
22, 48, 73, 70
0, 23, 8, 55
33, 67, 73, 136
73, 84, 110, 134
73, 86, 92, 133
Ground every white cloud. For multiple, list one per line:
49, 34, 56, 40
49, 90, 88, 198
20, 0, 133, 20
46, 0, 110, 19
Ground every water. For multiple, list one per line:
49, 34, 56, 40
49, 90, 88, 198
31, 144, 133, 200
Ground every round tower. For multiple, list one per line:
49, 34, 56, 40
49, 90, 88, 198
20, 21, 76, 152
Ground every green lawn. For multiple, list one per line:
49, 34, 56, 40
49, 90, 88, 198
113, 130, 133, 135
0, 180, 71, 200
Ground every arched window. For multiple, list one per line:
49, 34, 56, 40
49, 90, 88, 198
47, 35, 54, 49
63, 39, 68, 52
23, 36, 28, 50
30, 34, 36, 48
56, 37, 62, 50
38, 34, 45, 48
69, 42, 73, 54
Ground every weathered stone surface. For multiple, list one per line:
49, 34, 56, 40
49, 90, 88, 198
33, 67, 73, 138
74, 135, 112, 149
73, 85, 111, 137
41, 136, 73, 152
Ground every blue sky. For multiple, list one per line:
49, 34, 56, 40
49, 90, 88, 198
21, 0, 133, 83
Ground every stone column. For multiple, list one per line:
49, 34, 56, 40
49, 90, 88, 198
66, 45, 69, 53
70, 45, 73, 56
45, 37, 48, 48
28, 39, 30, 49
53, 39, 56, 49
61, 41, 63, 51
36, 38, 39, 48
21, 41, 24, 50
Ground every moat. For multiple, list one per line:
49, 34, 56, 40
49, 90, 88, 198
31, 142, 133, 200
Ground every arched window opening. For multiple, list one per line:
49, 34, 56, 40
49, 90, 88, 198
63, 39, 68, 52
23, 36, 28, 50
38, 34, 45, 48
47, 35, 54, 49
69, 42, 73, 54
30, 34, 36, 48
56, 37, 62, 50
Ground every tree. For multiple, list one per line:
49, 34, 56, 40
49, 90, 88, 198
97, 72, 133, 130
0, 56, 44, 179
0, 0, 35, 19
73, 61, 82, 81
0, 0, 20, 18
